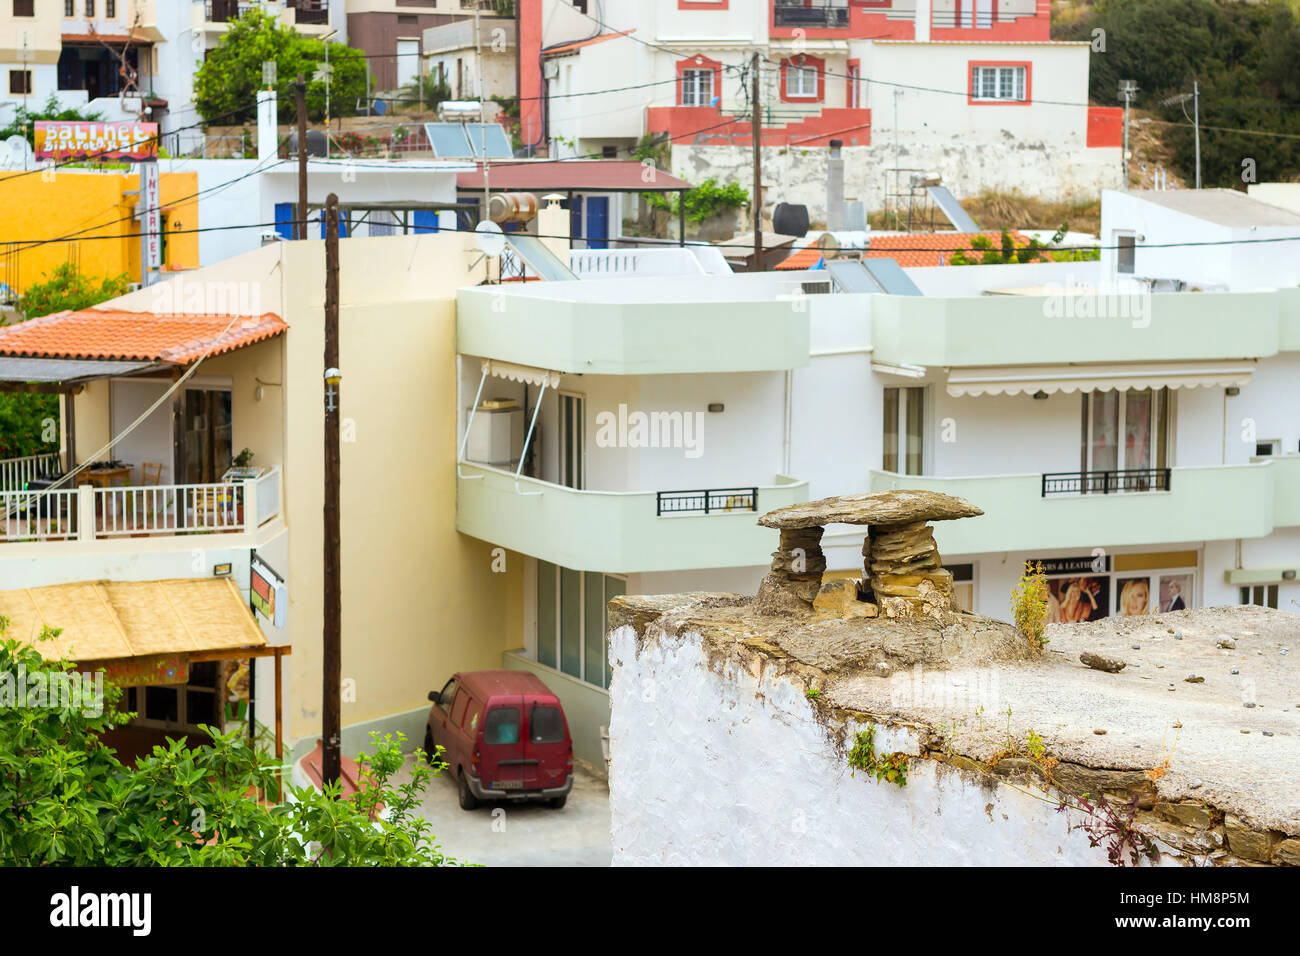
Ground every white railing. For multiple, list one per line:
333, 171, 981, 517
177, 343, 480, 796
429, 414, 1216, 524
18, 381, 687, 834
94, 481, 246, 537
254, 466, 282, 527
0, 453, 61, 493
0, 488, 79, 542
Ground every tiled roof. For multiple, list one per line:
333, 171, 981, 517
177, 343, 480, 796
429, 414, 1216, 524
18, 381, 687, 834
774, 246, 826, 271
0, 310, 287, 365
864, 231, 1037, 268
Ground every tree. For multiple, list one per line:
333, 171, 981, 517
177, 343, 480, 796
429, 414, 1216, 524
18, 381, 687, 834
0, 264, 130, 460
0, 94, 102, 148
14, 261, 130, 323
1057, 0, 1300, 186
948, 231, 1046, 266
0, 619, 460, 866
193, 8, 368, 125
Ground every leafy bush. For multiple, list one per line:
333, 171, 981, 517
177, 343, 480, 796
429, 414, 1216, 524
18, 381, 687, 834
193, 8, 366, 124
1011, 561, 1050, 648
949, 230, 1046, 266
645, 177, 750, 224
0, 618, 459, 866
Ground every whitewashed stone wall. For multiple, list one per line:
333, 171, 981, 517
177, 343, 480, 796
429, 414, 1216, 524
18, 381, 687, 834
671, 142, 1122, 226
608, 625, 1156, 866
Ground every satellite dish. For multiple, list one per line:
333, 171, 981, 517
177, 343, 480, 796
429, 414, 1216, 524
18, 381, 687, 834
0, 135, 33, 171
475, 220, 506, 258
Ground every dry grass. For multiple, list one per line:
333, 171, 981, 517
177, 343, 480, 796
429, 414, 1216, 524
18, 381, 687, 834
957, 190, 1103, 236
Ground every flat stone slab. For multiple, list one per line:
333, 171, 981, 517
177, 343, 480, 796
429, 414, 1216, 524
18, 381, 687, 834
759, 490, 984, 529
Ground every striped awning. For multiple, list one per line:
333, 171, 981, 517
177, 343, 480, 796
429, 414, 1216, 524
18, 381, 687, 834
945, 361, 1257, 397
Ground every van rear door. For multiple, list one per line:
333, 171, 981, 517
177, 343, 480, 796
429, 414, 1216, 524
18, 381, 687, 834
480, 696, 526, 793
523, 695, 570, 790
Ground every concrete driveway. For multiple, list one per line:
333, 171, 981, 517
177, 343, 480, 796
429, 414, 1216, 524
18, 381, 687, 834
396, 755, 612, 867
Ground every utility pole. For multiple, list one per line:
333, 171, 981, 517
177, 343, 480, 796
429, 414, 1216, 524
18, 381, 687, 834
1118, 79, 1138, 191
751, 52, 761, 272
1193, 78, 1201, 190
321, 193, 343, 789
296, 75, 308, 239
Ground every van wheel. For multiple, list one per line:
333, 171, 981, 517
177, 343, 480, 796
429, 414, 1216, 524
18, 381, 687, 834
548, 795, 567, 810
457, 771, 479, 811
422, 728, 437, 766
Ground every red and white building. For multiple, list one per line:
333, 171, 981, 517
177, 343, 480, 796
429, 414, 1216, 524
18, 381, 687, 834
518, 1, 1121, 158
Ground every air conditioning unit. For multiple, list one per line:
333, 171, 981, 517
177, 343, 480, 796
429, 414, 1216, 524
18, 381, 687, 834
465, 402, 524, 467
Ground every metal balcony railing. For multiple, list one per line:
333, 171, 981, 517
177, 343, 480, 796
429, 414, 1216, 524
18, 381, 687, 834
773, 0, 849, 29
657, 487, 759, 516
1041, 468, 1173, 497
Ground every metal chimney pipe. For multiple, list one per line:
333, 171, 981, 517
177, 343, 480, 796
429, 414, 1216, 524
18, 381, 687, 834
826, 138, 845, 231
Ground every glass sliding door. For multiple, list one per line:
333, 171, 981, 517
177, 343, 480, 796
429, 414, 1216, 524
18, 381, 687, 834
181, 388, 233, 484
558, 392, 584, 490
882, 386, 925, 476
1081, 388, 1171, 491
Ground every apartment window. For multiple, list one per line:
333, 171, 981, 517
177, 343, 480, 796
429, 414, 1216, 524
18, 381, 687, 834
949, 563, 975, 613
847, 62, 861, 109
8, 70, 31, 95
65, 0, 75, 15
13, 0, 34, 16
1255, 439, 1280, 457
536, 560, 624, 688
106, 0, 115, 17
1116, 233, 1136, 274
1239, 585, 1278, 609
785, 65, 818, 99
883, 386, 924, 475
1080, 387, 1170, 486
971, 65, 1027, 102
681, 68, 713, 107
84, 0, 95, 17
571, 0, 588, 12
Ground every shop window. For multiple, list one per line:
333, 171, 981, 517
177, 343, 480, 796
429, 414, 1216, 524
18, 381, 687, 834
883, 385, 925, 475
536, 560, 625, 689
1080, 387, 1170, 487
1239, 585, 1278, 609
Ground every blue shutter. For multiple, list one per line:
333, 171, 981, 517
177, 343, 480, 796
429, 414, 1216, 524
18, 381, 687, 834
413, 209, 438, 234
274, 202, 295, 240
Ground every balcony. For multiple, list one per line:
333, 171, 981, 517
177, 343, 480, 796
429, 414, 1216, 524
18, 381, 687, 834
0, 467, 282, 552
774, 0, 848, 29
1041, 468, 1171, 496
456, 462, 808, 573
868, 290, 1284, 368
456, 277, 811, 376
869, 457, 1300, 555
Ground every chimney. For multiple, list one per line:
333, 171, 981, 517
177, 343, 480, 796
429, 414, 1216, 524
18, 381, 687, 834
256, 89, 278, 161
915, 0, 932, 42
538, 193, 570, 263
826, 138, 845, 232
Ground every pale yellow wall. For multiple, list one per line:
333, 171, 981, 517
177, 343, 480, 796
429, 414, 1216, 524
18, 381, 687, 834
274, 235, 521, 741
0, 8, 61, 61
0, 170, 199, 300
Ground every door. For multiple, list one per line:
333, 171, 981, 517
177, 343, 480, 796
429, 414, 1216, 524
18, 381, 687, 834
558, 392, 584, 490
585, 196, 609, 249
395, 39, 419, 89
522, 697, 570, 791
444, 685, 473, 772
429, 676, 459, 758
480, 697, 526, 791
181, 388, 233, 484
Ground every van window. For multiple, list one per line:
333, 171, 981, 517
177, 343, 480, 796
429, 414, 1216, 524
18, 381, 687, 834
530, 704, 565, 744
483, 707, 520, 745
462, 697, 482, 734
450, 689, 469, 727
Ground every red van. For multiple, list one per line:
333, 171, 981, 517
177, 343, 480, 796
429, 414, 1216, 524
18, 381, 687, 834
424, 671, 574, 810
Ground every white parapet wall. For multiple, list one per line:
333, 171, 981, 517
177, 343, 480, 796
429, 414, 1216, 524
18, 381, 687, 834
671, 142, 1122, 226
608, 624, 1140, 866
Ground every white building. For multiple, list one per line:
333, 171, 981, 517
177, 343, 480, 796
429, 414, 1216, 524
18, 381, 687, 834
452, 186, 1300, 763
515, 0, 1120, 213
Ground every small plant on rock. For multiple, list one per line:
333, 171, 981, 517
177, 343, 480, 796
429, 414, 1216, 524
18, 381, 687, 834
1011, 561, 1050, 648
847, 725, 909, 787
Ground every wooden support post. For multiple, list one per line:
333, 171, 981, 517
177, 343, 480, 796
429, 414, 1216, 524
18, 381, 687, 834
322, 194, 342, 788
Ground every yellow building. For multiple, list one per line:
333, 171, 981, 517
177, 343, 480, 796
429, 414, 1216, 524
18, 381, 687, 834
0, 168, 199, 298
0, 232, 520, 760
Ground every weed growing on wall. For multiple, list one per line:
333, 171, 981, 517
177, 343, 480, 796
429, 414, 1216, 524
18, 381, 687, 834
1011, 561, 1050, 649
847, 725, 908, 787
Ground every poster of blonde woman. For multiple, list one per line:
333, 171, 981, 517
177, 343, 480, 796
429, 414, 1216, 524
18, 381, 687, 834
1117, 576, 1152, 616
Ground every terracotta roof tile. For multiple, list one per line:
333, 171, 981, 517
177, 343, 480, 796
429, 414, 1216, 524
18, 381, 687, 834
0, 309, 287, 365
774, 246, 826, 271
864, 231, 1038, 268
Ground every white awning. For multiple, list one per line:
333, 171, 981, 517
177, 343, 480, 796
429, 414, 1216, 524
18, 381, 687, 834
479, 359, 562, 389
946, 361, 1256, 397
